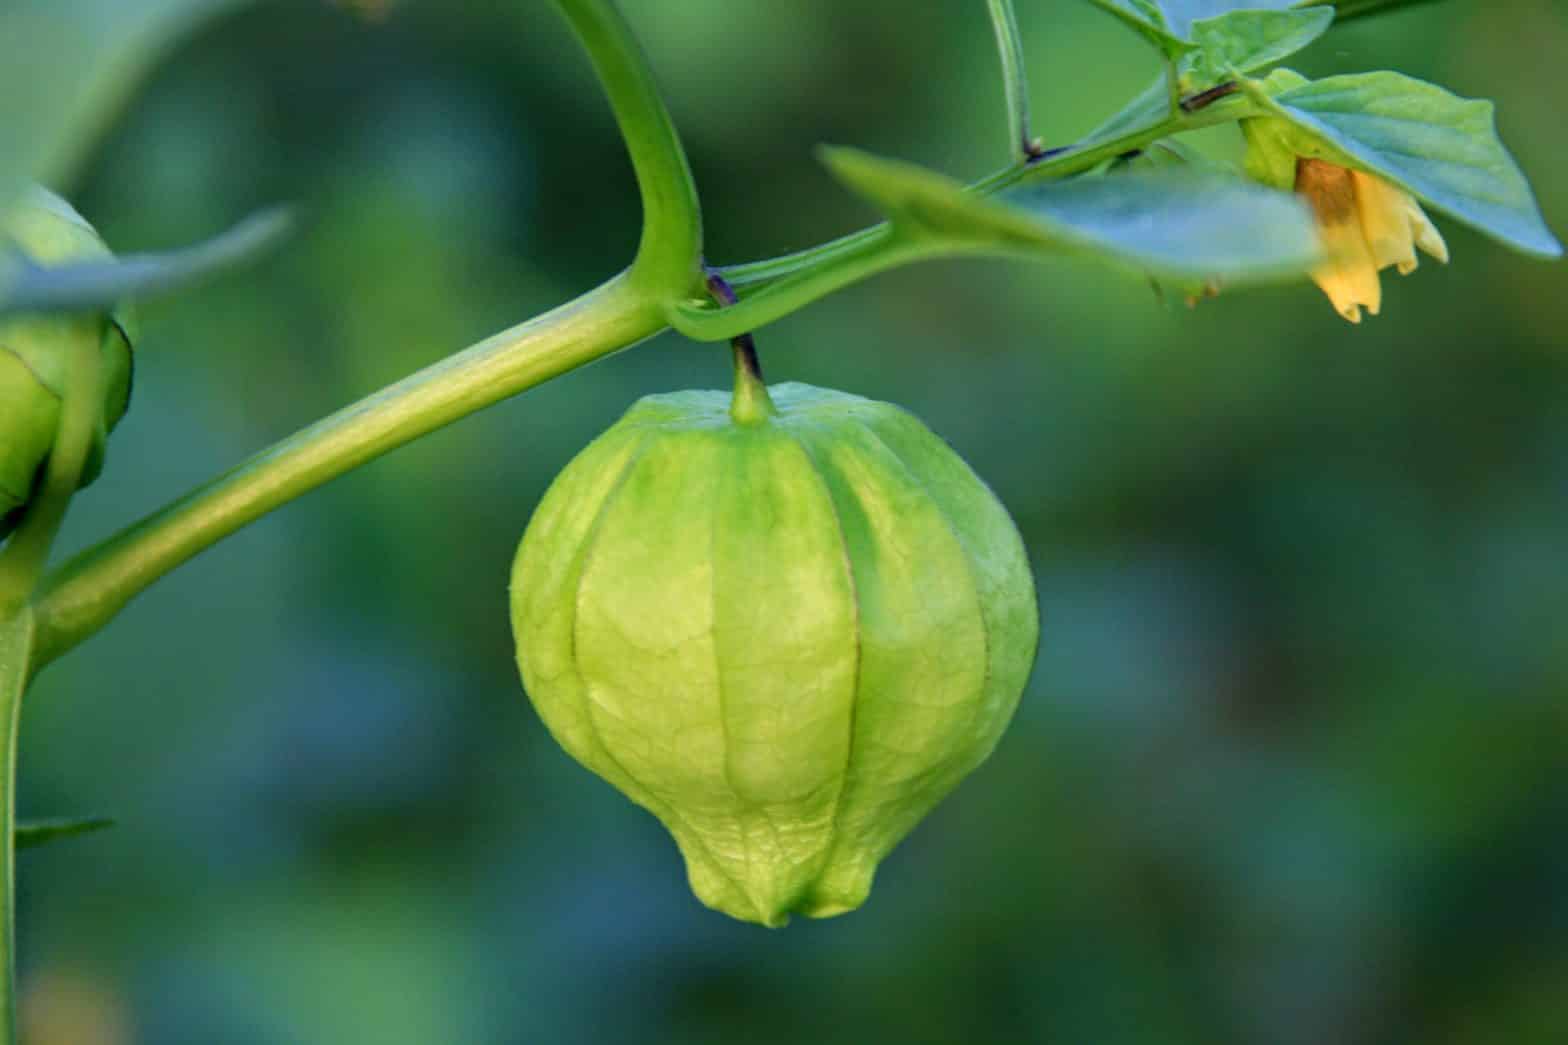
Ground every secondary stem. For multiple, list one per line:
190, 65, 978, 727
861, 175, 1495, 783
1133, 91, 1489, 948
985, 0, 1041, 161
0, 610, 31, 1045
0, 334, 102, 1044
32, 274, 664, 666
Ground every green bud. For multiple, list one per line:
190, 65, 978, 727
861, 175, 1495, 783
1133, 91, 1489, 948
0, 188, 135, 537
511, 382, 1039, 926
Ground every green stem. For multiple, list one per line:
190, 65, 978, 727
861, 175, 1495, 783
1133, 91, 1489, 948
33, 274, 663, 666
554, 0, 703, 298
0, 609, 31, 1045
0, 335, 99, 1045
985, 0, 1040, 161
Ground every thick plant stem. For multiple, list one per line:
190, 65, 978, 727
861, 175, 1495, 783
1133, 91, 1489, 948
554, 0, 704, 298
33, 0, 704, 665
986, 0, 1041, 160
0, 611, 30, 1045
33, 274, 666, 667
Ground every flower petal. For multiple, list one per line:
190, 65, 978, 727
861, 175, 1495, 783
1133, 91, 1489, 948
1298, 160, 1383, 323
1352, 171, 1419, 275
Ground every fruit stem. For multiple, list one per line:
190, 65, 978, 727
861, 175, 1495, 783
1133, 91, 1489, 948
706, 271, 775, 425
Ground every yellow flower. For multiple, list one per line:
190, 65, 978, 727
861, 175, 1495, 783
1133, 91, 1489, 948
1294, 158, 1449, 323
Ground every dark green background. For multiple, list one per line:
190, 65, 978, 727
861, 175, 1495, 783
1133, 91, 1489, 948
16, 1, 1568, 1042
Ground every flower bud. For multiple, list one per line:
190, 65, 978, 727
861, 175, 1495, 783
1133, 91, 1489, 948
511, 382, 1039, 926
0, 189, 135, 537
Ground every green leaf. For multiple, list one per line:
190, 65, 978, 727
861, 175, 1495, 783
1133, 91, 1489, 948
1087, 0, 1179, 49
0, 0, 254, 215
1255, 71, 1564, 258
1090, 0, 1304, 47
0, 206, 294, 315
1081, 6, 1327, 140
1186, 7, 1332, 83
16, 817, 114, 850
821, 146, 1319, 282
1163, 0, 1302, 38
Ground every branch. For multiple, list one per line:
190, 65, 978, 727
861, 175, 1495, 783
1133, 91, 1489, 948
32, 274, 664, 666
553, 0, 704, 298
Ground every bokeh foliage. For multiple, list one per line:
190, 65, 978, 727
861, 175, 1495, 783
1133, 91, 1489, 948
12, 0, 1568, 1043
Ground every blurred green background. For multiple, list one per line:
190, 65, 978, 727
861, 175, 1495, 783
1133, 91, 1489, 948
13, 0, 1568, 1042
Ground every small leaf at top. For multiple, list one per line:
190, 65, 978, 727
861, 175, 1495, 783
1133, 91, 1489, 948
821, 146, 1320, 282
1089, 0, 1305, 47
1080, 5, 1328, 135
1186, 7, 1333, 84
1254, 71, 1563, 258
16, 817, 114, 850
1163, 0, 1302, 39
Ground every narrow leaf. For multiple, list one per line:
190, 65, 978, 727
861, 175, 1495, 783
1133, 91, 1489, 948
0, 207, 294, 315
16, 817, 114, 850
821, 146, 1319, 281
1256, 71, 1563, 257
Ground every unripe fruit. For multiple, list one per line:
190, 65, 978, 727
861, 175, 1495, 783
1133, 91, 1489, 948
511, 380, 1038, 926
0, 188, 135, 537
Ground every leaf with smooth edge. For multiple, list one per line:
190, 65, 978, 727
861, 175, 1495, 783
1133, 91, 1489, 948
0, 0, 253, 215
1162, 0, 1301, 38
16, 817, 114, 850
1187, 7, 1332, 82
1091, 0, 1304, 45
822, 146, 1319, 282
1256, 71, 1563, 257
0, 207, 294, 314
